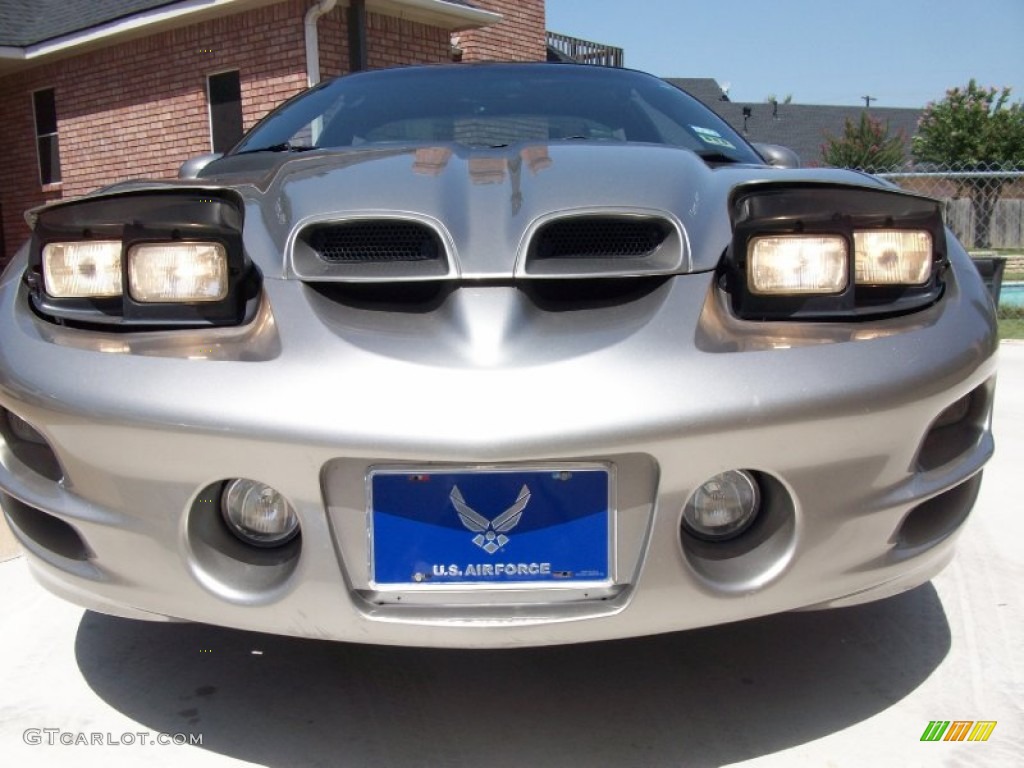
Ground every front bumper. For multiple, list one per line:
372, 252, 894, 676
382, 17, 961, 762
0, 242, 997, 647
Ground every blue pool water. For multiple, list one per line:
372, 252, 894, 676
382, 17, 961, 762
1002, 282, 1024, 307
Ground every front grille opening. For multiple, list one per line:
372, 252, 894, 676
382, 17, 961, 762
531, 216, 672, 261
1, 492, 90, 561
307, 221, 442, 264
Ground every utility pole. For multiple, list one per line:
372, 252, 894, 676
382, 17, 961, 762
862, 95, 876, 108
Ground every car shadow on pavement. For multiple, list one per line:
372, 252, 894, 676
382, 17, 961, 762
74, 584, 949, 768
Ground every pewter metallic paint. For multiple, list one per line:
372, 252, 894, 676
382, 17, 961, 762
0, 143, 997, 647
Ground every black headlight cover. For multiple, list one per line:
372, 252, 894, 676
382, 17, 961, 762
25, 189, 259, 329
725, 182, 947, 321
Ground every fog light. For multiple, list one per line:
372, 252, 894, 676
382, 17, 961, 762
220, 479, 299, 547
683, 470, 761, 541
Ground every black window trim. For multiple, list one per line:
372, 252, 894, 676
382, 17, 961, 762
31, 87, 61, 186
206, 68, 244, 154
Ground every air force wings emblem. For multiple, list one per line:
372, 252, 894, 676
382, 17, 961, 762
450, 484, 531, 554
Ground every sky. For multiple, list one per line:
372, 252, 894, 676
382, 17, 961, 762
545, 0, 1024, 109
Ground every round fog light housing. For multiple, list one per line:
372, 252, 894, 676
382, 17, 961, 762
683, 470, 761, 541
221, 479, 299, 547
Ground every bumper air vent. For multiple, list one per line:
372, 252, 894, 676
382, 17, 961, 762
916, 380, 994, 472
2, 493, 91, 561
895, 472, 982, 552
0, 409, 63, 482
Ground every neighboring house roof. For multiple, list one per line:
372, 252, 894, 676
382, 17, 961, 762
0, 0, 177, 46
666, 75, 921, 166
0, 0, 486, 46
708, 101, 922, 167
665, 77, 730, 106
0, 0, 497, 73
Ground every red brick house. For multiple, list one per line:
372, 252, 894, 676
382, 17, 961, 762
0, 0, 547, 264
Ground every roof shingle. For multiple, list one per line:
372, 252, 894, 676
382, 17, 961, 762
0, 0, 481, 47
666, 75, 922, 165
665, 78, 730, 106
708, 101, 922, 167
0, 0, 181, 47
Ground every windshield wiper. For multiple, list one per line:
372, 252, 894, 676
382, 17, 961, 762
233, 142, 319, 156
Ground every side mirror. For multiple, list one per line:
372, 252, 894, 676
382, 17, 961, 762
178, 153, 223, 179
753, 143, 800, 169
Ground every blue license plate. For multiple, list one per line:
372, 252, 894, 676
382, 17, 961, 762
370, 467, 610, 586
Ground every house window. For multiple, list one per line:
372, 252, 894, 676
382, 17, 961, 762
207, 71, 243, 153
33, 88, 61, 185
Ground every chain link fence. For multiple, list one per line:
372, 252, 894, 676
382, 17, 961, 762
877, 162, 1024, 250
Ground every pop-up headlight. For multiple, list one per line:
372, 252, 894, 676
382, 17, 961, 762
42, 241, 122, 298
748, 235, 848, 295
854, 230, 932, 286
727, 183, 946, 320
128, 242, 228, 303
26, 190, 258, 329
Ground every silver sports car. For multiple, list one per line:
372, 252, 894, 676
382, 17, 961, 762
0, 64, 996, 647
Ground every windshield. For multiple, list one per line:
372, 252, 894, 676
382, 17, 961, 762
232, 64, 762, 164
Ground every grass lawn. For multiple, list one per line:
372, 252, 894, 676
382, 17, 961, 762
999, 317, 1024, 340
998, 302, 1024, 338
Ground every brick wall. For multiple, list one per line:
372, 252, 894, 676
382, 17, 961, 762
454, 0, 546, 63
366, 13, 453, 69
0, 0, 452, 262
318, 7, 452, 78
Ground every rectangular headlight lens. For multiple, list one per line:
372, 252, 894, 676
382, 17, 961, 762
42, 241, 123, 298
128, 243, 229, 303
854, 230, 932, 285
748, 235, 848, 295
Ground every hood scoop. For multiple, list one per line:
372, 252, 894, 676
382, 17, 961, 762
290, 211, 686, 283
519, 213, 686, 278
292, 216, 456, 281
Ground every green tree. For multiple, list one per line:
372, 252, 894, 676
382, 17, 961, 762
821, 112, 906, 173
913, 80, 1024, 247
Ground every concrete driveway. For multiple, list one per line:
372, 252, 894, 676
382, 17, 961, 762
1, 347, 1022, 768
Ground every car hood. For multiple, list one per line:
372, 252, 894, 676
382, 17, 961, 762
42, 144, 893, 279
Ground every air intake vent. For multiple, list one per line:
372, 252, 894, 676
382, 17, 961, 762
309, 221, 440, 263
535, 218, 669, 260
293, 218, 453, 281
523, 214, 684, 277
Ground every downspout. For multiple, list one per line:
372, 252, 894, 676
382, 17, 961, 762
304, 0, 338, 88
